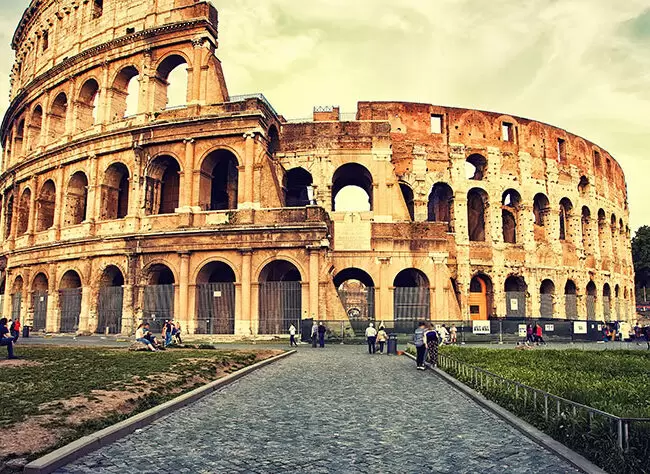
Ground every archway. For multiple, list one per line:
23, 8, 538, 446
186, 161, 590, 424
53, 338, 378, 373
4, 192, 14, 239
195, 261, 236, 334
465, 154, 487, 180
36, 180, 56, 231
101, 163, 130, 220
110, 66, 139, 120
284, 167, 313, 207
469, 274, 493, 320
603, 283, 612, 321
586, 281, 597, 320
581, 207, 592, 255
96, 265, 125, 334
614, 284, 621, 320
76, 78, 100, 131
31, 273, 49, 331
16, 188, 31, 235
427, 183, 454, 230
199, 150, 239, 211
393, 269, 430, 324
564, 280, 577, 320
331, 163, 373, 211
154, 55, 188, 110
467, 188, 488, 242
505, 275, 527, 318
145, 155, 180, 215
143, 264, 175, 333
59, 270, 82, 332
10, 276, 23, 323
333, 268, 375, 326
399, 182, 415, 221
64, 171, 88, 226
29, 105, 43, 150
502, 189, 521, 244
15, 119, 25, 157
533, 193, 550, 241
559, 198, 573, 241
540, 279, 555, 319
49, 92, 68, 140
258, 260, 302, 335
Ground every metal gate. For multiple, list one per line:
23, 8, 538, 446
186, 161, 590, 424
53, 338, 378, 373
258, 281, 301, 335
603, 296, 611, 321
565, 294, 578, 319
505, 291, 526, 318
586, 295, 596, 320
11, 293, 21, 321
143, 284, 174, 333
195, 282, 235, 334
32, 291, 48, 331
393, 287, 430, 321
97, 286, 124, 334
337, 286, 375, 321
540, 294, 554, 318
59, 288, 82, 333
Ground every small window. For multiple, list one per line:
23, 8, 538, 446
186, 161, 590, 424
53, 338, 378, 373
470, 305, 480, 314
501, 122, 513, 142
92, 0, 103, 19
557, 138, 566, 162
593, 150, 601, 168
430, 114, 442, 134
42, 31, 49, 51
126, 27, 135, 34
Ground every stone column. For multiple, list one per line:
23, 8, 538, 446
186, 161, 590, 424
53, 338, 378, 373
241, 132, 256, 209
54, 166, 65, 239
87, 154, 99, 223
178, 252, 190, 332
237, 249, 252, 335
190, 38, 204, 104
377, 257, 391, 322
308, 247, 319, 319
26, 175, 37, 237
180, 138, 195, 209
47, 264, 59, 332
121, 283, 134, 335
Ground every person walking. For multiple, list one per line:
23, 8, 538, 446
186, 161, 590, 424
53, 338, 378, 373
425, 323, 439, 368
413, 321, 427, 370
311, 322, 318, 348
449, 324, 457, 345
526, 324, 534, 345
0, 318, 18, 359
365, 322, 377, 354
317, 322, 326, 348
376, 326, 388, 353
10, 319, 20, 343
289, 323, 298, 347
534, 323, 545, 345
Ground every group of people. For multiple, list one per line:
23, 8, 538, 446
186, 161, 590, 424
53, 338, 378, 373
0, 317, 19, 359
413, 321, 441, 369
134, 320, 182, 351
364, 322, 389, 354
525, 323, 546, 345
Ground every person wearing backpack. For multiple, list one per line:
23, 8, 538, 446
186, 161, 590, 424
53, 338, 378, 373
10, 319, 20, 343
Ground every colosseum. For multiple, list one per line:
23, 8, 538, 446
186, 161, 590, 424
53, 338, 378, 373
0, 0, 635, 337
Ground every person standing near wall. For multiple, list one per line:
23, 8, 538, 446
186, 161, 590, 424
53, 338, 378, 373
425, 323, 439, 368
449, 324, 457, 345
10, 319, 20, 343
311, 322, 318, 348
289, 323, 298, 347
376, 326, 388, 353
317, 322, 326, 348
414, 321, 426, 370
365, 322, 377, 354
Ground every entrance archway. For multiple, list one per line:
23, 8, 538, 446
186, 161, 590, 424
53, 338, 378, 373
393, 269, 430, 323
143, 264, 175, 332
539, 279, 555, 319
586, 281, 597, 320
258, 260, 302, 335
96, 266, 125, 334
505, 275, 527, 318
564, 280, 577, 320
31, 273, 49, 331
469, 274, 492, 320
11, 276, 23, 323
59, 270, 82, 332
603, 283, 612, 321
333, 268, 375, 327
195, 261, 236, 334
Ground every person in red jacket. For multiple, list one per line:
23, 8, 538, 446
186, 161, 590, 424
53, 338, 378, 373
10, 319, 20, 343
534, 323, 545, 345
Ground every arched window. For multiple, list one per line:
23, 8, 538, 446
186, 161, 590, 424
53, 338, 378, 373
333, 268, 375, 322
145, 156, 180, 215
559, 198, 573, 241
399, 182, 414, 221
4, 192, 14, 238
143, 264, 175, 332
29, 105, 43, 150
467, 188, 488, 242
64, 172, 88, 226
101, 163, 130, 220
76, 79, 100, 131
393, 269, 430, 321
586, 281, 597, 320
469, 274, 493, 320
59, 270, 82, 332
597, 209, 608, 259
31, 272, 49, 331
284, 167, 313, 207
578, 176, 590, 196
581, 206, 592, 254
14, 119, 25, 157
199, 150, 239, 211
465, 154, 487, 180
258, 260, 302, 335
540, 279, 555, 318
16, 187, 31, 235
49, 92, 68, 140
196, 261, 237, 335
427, 183, 454, 228
564, 280, 577, 319
331, 163, 373, 212
505, 275, 527, 318
110, 66, 139, 120
97, 265, 125, 335
36, 180, 56, 231
154, 55, 188, 110
268, 125, 280, 155
501, 189, 521, 244
603, 283, 612, 321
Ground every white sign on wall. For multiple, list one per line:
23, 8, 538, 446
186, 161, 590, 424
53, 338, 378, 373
510, 299, 519, 311
518, 324, 527, 337
472, 320, 491, 335
574, 321, 587, 334
545, 324, 555, 332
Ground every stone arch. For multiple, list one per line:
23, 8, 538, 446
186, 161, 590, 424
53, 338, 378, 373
333, 268, 375, 322
49, 91, 68, 140
143, 263, 176, 285
539, 279, 555, 318
465, 153, 487, 180
14, 118, 25, 157
31, 271, 49, 331
581, 206, 593, 255
284, 167, 313, 207
64, 171, 88, 226
154, 53, 190, 110
258, 260, 302, 335
198, 149, 239, 211
427, 182, 454, 228
195, 261, 237, 335
96, 265, 125, 334
393, 268, 430, 322
578, 176, 590, 196
469, 273, 493, 320
505, 275, 527, 318
467, 188, 489, 242
110, 65, 139, 120
28, 105, 43, 150
10, 275, 24, 322
4, 192, 14, 239
16, 187, 31, 235
586, 280, 597, 320
268, 125, 280, 155
331, 163, 373, 212
564, 279, 578, 319
559, 198, 573, 241
100, 162, 130, 220
603, 283, 612, 320
76, 78, 100, 131
59, 269, 82, 333
36, 179, 56, 231
145, 155, 181, 215
142, 262, 176, 332
533, 192, 550, 227
399, 181, 415, 221
502, 189, 521, 244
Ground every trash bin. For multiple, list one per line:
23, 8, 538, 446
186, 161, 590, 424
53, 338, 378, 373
387, 333, 398, 355
22, 326, 30, 338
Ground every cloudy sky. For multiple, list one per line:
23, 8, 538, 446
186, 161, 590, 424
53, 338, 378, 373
1, 0, 649, 230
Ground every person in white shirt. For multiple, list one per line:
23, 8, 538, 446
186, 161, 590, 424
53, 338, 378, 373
365, 322, 378, 354
135, 323, 156, 352
288, 324, 298, 347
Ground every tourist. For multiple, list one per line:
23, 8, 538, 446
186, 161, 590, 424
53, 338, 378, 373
171, 321, 182, 344
365, 322, 377, 354
135, 323, 156, 352
449, 324, 458, 344
317, 322, 326, 348
645, 325, 650, 350
311, 321, 318, 348
425, 323, 439, 368
376, 326, 388, 353
413, 321, 427, 370
10, 318, 20, 343
163, 320, 173, 347
0, 318, 18, 359
602, 324, 610, 342
439, 324, 449, 345
534, 323, 545, 345
288, 324, 298, 347
526, 324, 534, 345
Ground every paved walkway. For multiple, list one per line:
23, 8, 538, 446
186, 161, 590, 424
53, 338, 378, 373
58, 345, 579, 474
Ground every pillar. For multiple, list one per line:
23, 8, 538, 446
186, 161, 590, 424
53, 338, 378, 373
190, 38, 204, 104
308, 247, 319, 319
179, 251, 190, 331
241, 132, 256, 209
180, 139, 195, 208
47, 264, 59, 332
236, 249, 252, 335
377, 257, 391, 321
26, 176, 37, 236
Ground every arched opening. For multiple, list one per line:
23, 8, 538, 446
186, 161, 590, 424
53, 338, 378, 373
610, 214, 618, 260
469, 274, 493, 320
427, 183, 454, 230
603, 283, 612, 321
501, 189, 521, 244
614, 284, 621, 320
76, 79, 100, 131
59, 270, 82, 332
333, 268, 375, 325
586, 281, 597, 320
145, 155, 180, 215
540, 279, 555, 318
10, 276, 23, 323
143, 264, 175, 333
597, 209, 608, 260
28, 105, 43, 150
258, 260, 302, 335
4, 193, 14, 239
467, 188, 488, 242
505, 275, 527, 318
578, 176, 590, 196
4, 132, 12, 164
31, 273, 48, 331
559, 198, 573, 241
154, 55, 188, 110
332, 163, 373, 212
268, 125, 280, 155
284, 167, 313, 207
16, 188, 31, 235
199, 150, 239, 211
96, 265, 124, 334
533, 193, 550, 241
196, 261, 236, 334
100, 163, 130, 220
581, 207, 592, 255
64, 171, 88, 226
49, 92, 68, 140
14, 119, 25, 157
399, 182, 415, 221
36, 180, 56, 231
564, 280, 578, 319
111, 66, 139, 120
393, 269, 430, 323
465, 154, 487, 180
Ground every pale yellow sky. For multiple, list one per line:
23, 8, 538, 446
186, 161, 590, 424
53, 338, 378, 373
1, 0, 649, 230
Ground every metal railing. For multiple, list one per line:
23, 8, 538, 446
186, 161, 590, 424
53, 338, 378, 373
437, 353, 650, 472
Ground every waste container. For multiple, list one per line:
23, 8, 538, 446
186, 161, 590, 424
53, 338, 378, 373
22, 326, 30, 338
387, 333, 398, 355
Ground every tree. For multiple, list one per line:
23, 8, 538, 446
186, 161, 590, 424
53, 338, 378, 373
632, 226, 650, 301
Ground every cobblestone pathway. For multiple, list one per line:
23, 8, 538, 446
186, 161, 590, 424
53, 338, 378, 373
59, 345, 579, 474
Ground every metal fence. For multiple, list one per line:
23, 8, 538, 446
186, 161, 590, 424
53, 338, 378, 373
586, 295, 596, 320
337, 287, 375, 321
258, 281, 302, 335
393, 287, 430, 321
59, 288, 82, 333
565, 294, 578, 319
540, 294, 553, 318
143, 284, 174, 333
603, 296, 611, 320
195, 282, 236, 334
11, 293, 21, 321
96, 286, 124, 334
32, 291, 48, 331
505, 291, 526, 318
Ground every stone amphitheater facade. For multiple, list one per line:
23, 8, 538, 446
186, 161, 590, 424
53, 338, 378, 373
0, 0, 635, 336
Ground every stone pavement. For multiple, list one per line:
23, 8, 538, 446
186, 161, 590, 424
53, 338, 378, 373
57, 345, 580, 474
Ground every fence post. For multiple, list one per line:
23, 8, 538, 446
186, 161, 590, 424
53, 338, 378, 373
544, 395, 548, 421
617, 419, 623, 451
340, 321, 344, 345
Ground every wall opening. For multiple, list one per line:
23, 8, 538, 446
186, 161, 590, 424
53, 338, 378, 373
502, 122, 513, 142
258, 260, 302, 335
465, 154, 487, 180
399, 182, 415, 221
393, 268, 430, 322
268, 125, 280, 155
565, 280, 578, 319
505, 275, 527, 318
469, 273, 493, 320
557, 138, 566, 162
540, 279, 555, 318
4, 192, 14, 238
92, 0, 103, 19
467, 188, 488, 242
36, 180, 56, 231
427, 183, 454, 230
31, 272, 49, 331
501, 189, 521, 244
111, 66, 139, 120
333, 268, 375, 323
59, 270, 82, 333
155, 55, 188, 110
196, 261, 236, 335
199, 150, 239, 211
145, 155, 180, 215
430, 114, 442, 134
559, 198, 573, 241
331, 163, 373, 212
49, 92, 68, 140
29, 105, 43, 150
16, 187, 31, 235
143, 264, 175, 332
284, 167, 313, 207
533, 193, 550, 241
15, 119, 25, 157
97, 265, 124, 335
76, 79, 100, 131
581, 206, 592, 255
64, 171, 88, 226
101, 163, 130, 220
586, 281, 597, 320
578, 176, 590, 196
